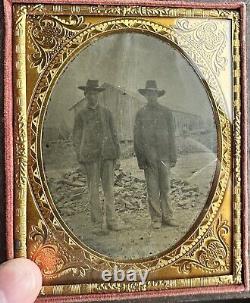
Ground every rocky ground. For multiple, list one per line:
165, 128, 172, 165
46, 153, 216, 260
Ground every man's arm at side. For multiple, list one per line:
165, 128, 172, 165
108, 110, 121, 159
72, 111, 83, 159
167, 110, 177, 166
134, 111, 146, 169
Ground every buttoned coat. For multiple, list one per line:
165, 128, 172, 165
134, 103, 177, 169
73, 105, 120, 163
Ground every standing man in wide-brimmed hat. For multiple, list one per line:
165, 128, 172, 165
134, 80, 177, 229
73, 80, 126, 232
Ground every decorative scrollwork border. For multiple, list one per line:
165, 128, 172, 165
12, 3, 244, 295
231, 11, 243, 284
13, 4, 28, 258
28, 17, 230, 270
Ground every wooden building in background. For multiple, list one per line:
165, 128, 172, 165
69, 82, 204, 138
69, 83, 145, 143
67, 83, 205, 157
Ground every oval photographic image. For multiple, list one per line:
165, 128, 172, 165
42, 32, 218, 260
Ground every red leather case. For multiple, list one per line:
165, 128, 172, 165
3, 1, 248, 301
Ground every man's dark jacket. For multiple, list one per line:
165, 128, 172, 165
73, 105, 120, 163
134, 102, 177, 169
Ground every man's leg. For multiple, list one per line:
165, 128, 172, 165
144, 164, 162, 226
159, 161, 174, 224
101, 160, 117, 227
84, 161, 103, 224
101, 160, 128, 231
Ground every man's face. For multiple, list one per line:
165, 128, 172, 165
86, 90, 99, 107
145, 90, 158, 104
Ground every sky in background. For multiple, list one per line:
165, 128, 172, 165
45, 32, 215, 129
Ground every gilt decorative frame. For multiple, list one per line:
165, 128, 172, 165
4, 0, 248, 302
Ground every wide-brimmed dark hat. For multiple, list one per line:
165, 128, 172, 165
138, 80, 165, 97
78, 80, 105, 92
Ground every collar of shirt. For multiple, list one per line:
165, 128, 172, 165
87, 103, 99, 110
146, 101, 160, 109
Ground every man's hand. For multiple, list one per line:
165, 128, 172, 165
114, 159, 121, 170
75, 151, 81, 162
170, 161, 176, 168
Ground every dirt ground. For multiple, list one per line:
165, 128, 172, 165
45, 151, 216, 260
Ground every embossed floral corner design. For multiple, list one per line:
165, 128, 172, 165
27, 14, 90, 72
29, 221, 91, 281
173, 19, 227, 76
174, 216, 230, 275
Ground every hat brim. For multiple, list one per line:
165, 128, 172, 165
78, 86, 105, 92
138, 88, 165, 97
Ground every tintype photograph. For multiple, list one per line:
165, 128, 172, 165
42, 33, 217, 259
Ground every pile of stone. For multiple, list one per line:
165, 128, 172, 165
48, 168, 201, 217
170, 179, 200, 209
114, 169, 147, 212
48, 168, 89, 217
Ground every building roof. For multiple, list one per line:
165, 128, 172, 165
102, 82, 145, 104
68, 83, 202, 119
68, 98, 85, 111
68, 83, 145, 111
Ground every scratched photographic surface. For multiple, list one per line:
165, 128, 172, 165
43, 32, 217, 259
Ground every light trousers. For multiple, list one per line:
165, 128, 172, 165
82, 160, 116, 225
144, 160, 173, 223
